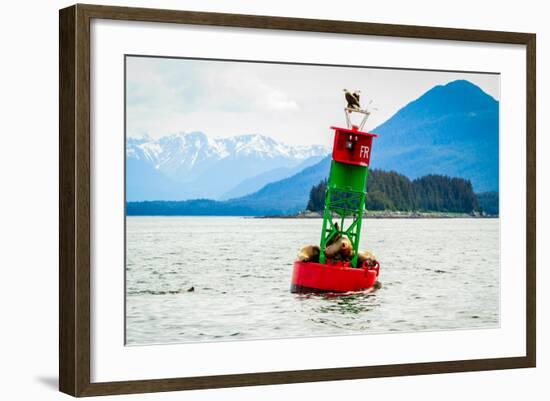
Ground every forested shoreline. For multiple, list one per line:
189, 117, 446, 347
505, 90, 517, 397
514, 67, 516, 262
306, 169, 498, 215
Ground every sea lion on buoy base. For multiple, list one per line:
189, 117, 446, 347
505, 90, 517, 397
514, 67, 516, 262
357, 250, 378, 267
297, 228, 354, 263
324, 235, 353, 260
297, 245, 320, 263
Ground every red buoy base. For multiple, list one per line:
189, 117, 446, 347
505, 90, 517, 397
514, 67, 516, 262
290, 260, 379, 294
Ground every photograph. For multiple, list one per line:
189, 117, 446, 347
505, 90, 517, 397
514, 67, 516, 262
124, 55, 500, 346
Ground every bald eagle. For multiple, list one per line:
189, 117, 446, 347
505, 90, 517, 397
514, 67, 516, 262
344, 89, 361, 110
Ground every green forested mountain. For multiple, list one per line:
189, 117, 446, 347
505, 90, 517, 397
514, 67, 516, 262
307, 169, 486, 214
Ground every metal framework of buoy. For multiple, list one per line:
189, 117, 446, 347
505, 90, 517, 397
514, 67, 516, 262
319, 104, 376, 267
344, 106, 371, 131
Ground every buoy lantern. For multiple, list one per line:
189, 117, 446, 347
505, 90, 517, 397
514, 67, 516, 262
291, 98, 380, 294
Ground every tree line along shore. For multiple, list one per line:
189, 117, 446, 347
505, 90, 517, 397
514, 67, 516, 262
302, 170, 498, 218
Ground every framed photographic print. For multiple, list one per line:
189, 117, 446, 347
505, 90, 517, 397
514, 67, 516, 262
59, 4, 536, 397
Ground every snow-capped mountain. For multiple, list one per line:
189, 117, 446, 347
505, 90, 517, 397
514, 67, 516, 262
127, 132, 329, 201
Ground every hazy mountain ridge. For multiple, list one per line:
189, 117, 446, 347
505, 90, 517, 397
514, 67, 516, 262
220, 154, 327, 199
126, 132, 329, 201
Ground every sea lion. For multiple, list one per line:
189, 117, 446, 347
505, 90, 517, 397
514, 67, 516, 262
297, 224, 362, 263
297, 245, 320, 263
358, 251, 381, 290
357, 250, 378, 267
324, 235, 353, 260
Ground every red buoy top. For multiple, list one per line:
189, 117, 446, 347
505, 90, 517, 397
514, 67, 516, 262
330, 126, 378, 168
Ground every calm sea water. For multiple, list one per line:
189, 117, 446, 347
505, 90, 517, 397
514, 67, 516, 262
125, 217, 499, 345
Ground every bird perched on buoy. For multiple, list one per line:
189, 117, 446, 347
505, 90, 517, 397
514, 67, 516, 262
344, 89, 361, 110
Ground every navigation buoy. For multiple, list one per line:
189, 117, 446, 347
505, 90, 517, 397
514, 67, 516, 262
291, 94, 380, 294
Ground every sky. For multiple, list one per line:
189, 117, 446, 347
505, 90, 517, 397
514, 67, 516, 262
126, 56, 500, 148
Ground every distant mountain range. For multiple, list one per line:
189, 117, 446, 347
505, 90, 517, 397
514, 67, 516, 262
127, 133, 328, 201
127, 79, 499, 215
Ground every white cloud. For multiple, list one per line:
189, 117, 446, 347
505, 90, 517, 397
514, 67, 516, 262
126, 56, 500, 146
264, 88, 299, 111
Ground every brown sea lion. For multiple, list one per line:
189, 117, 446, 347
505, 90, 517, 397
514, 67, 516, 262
323, 223, 354, 260
324, 235, 353, 260
297, 224, 362, 263
297, 245, 320, 263
357, 250, 378, 267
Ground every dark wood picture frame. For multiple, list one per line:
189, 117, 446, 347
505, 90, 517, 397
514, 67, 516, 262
59, 3, 536, 397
